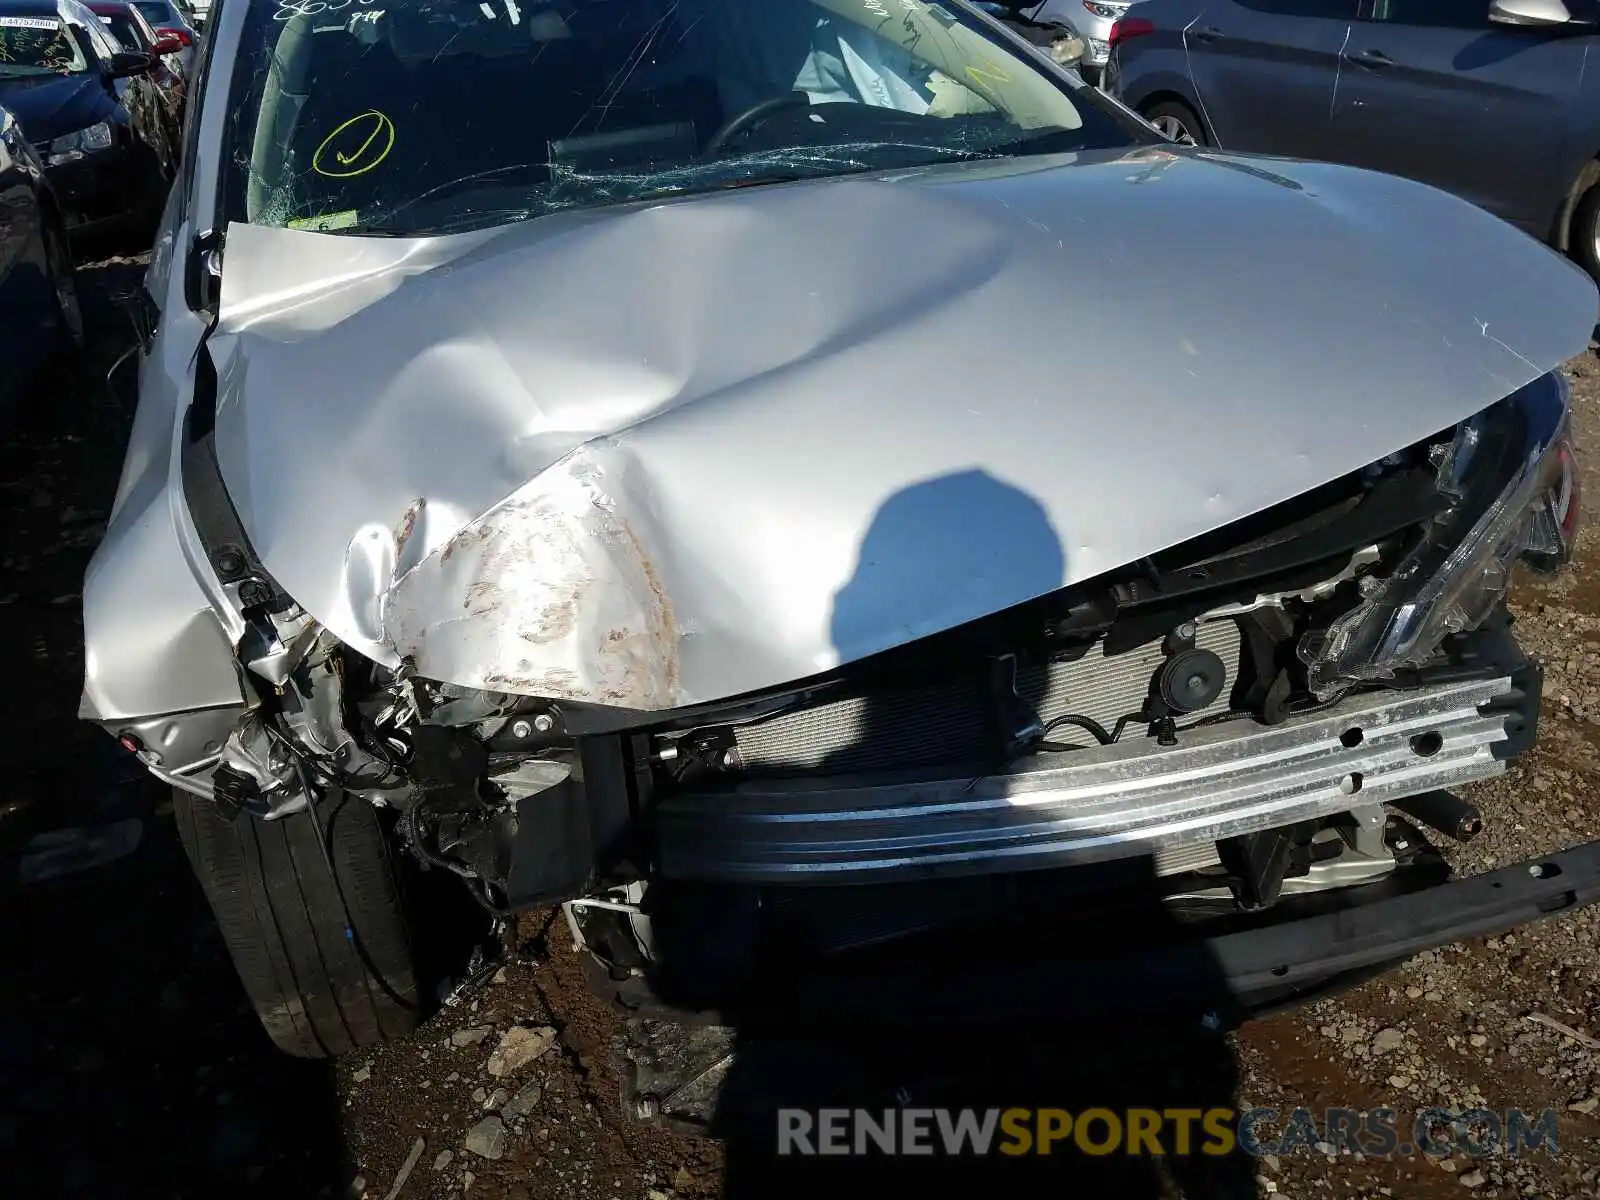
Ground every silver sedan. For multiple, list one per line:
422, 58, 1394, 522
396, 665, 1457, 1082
83, 0, 1600, 1059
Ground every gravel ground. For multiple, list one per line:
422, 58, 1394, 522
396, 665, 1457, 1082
2, 256, 1598, 1200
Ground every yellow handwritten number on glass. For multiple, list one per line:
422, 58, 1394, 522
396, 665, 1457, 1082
312, 111, 395, 178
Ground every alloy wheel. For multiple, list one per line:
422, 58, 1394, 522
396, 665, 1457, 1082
1151, 114, 1197, 146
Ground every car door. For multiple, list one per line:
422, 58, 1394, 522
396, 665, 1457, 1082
121, 6, 183, 144
77, 5, 169, 170
1185, 0, 1357, 158
1326, 0, 1586, 232
0, 106, 48, 406
0, 109, 28, 293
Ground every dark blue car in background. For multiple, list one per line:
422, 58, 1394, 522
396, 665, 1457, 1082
0, 0, 176, 238
1106, 0, 1600, 286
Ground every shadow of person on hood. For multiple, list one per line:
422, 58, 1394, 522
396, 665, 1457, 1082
634, 470, 1262, 1199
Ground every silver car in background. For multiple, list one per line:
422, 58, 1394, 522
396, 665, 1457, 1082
83, 0, 1600, 1061
986, 0, 1131, 80
1037, 0, 1130, 79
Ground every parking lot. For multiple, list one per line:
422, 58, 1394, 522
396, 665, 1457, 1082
0, 252, 1594, 1200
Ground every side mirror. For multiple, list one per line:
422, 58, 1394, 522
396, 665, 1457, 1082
107, 50, 156, 78
150, 34, 184, 55
1488, 0, 1580, 26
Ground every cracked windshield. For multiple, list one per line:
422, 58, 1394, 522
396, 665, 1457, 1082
225, 0, 1137, 236
0, 16, 90, 76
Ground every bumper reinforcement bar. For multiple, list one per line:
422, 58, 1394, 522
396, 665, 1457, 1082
656, 676, 1523, 882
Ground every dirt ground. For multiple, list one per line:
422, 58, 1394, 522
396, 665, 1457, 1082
2, 255, 1597, 1200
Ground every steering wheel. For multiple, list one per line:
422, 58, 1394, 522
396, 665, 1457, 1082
703, 93, 813, 159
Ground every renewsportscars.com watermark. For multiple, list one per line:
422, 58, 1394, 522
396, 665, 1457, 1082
777, 1106, 1561, 1158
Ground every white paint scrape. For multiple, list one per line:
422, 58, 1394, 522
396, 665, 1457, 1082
380, 453, 680, 708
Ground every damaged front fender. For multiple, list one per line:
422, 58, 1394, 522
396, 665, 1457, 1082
381, 451, 682, 709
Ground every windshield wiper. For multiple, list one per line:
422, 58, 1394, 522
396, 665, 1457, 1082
977, 127, 1092, 159
363, 206, 540, 237
631, 172, 810, 201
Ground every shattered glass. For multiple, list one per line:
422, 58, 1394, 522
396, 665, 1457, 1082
219, 0, 1140, 237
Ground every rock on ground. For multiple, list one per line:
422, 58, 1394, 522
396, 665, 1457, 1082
485, 1025, 557, 1078
463, 1116, 507, 1161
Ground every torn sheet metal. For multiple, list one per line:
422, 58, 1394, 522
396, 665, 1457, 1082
209, 146, 1597, 710
383, 452, 682, 708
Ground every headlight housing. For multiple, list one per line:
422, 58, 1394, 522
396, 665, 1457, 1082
1300, 372, 1579, 694
1082, 0, 1130, 17
1047, 19, 1089, 66
45, 121, 114, 166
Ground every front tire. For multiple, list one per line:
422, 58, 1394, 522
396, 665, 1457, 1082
1143, 99, 1206, 147
173, 788, 427, 1058
1566, 162, 1600, 287
41, 218, 84, 352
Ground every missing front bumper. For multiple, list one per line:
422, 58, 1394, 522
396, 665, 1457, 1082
654, 673, 1534, 884
607, 839, 1600, 1134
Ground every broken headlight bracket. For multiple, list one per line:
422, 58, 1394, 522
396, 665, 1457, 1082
1301, 371, 1577, 695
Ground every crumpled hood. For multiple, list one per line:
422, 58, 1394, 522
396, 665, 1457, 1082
210, 146, 1597, 711
0, 73, 116, 145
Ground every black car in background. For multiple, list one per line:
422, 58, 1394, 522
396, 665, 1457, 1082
0, 0, 176, 239
0, 100, 81, 415
90, 0, 185, 134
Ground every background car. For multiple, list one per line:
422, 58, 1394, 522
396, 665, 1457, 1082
127, 0, 193, 73
1035, 0, 1132, 81
1105, 0, 1600, 284
90, 1, 185, 131
977, 0, 1095, 70
0, 0, 177, 240
0, 100, 82, 416
975, 0, 1121, 79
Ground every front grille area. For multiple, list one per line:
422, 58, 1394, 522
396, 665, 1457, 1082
732, 619, 1243, 774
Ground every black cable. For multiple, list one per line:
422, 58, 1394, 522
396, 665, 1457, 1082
399, 801, 516, 918
1286, 687, 1364, 715
1039, 712, 1115, 746
1109, 711, 1145, 743
291, 758, 422, 1013
1175, 709, 1255, 732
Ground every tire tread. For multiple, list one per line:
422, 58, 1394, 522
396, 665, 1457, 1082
174, 789, 423, 1058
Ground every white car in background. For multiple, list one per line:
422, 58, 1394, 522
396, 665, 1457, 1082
1036, 0, 1129, 81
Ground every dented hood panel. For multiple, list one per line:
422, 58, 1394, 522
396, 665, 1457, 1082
209, 146, 1597, 710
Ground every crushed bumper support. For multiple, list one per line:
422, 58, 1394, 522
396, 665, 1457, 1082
611, 839, 1600, 1135
786, 837, 1600, 1026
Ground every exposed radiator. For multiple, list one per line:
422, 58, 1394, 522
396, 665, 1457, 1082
732, 620, 1243, 774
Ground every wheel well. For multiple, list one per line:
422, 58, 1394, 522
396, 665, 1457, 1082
1135, 91, 1210, 140
1553, 157, 1600, 254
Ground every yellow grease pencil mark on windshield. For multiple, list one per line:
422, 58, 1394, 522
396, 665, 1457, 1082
964, 59, 1013, 93
312, 110, 395, 178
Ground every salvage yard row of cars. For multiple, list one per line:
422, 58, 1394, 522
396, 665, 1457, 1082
0, 0, 1593, 1082
0, 0, 197, 407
